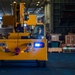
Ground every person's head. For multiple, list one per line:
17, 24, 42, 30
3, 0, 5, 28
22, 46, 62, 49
37, 28, 42, 34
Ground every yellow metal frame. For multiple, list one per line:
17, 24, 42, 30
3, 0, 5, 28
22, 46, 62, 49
0, 39, 47, 61
1, 3, 47, 62
8, 33, 29, 39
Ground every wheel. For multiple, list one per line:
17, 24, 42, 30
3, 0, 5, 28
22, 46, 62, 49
36, 60, 40, 67
0, 60, 4, 67
36, 60, 46, 67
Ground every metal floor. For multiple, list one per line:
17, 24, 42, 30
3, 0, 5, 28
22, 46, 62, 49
0, 53, 75, 75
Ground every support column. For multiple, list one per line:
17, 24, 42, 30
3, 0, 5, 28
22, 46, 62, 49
45, 0, 53, 33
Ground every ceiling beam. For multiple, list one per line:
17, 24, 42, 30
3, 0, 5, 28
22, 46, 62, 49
25, 0, 33, 12
33, 0, 44, 13
10, 0, 12, 14
0, 0, 6, 15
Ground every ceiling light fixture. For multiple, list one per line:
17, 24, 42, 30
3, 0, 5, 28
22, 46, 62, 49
24, 3, 25, 4
13, 1, 16, 3
36, 4, 39, 6
10, 4, 12, 6
41, 7, 43, 8
37, 1, 40, 4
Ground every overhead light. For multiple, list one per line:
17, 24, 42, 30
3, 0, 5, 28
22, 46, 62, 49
28, 12, 30, 14
13, 1, 16, 3
38, 10, 39, 12
36, 11, 38, 13
37, 1, 40, 4
24, 24, 27, 27
24, 3, 25, 4
41, 7, 43, 8
36, 4, 39, 6
10, 4, 12, 6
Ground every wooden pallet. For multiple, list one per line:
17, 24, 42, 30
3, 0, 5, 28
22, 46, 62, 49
62, 47, 75, 53
48, 48, 62, 53
63, 50, 75, 53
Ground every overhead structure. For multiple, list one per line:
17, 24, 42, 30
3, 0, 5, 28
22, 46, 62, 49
0, 0, 45, 16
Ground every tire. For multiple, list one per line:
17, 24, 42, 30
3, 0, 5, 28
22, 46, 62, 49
36, 60, 46, 67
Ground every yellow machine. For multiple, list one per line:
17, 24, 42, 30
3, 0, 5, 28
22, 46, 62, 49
0, 2, 47, 67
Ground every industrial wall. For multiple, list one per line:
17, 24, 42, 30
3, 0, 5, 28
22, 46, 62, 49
53, 0, 75, 35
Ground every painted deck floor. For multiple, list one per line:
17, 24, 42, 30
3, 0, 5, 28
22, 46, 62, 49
0, 53, 75, 75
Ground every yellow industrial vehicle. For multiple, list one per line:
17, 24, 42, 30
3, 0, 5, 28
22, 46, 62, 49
0, 2, 47, 67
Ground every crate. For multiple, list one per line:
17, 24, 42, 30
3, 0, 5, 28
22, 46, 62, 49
65, 35, 75, 44
48, 41, 60, 48
61, 44, 66, 47
50, 34, 61, 41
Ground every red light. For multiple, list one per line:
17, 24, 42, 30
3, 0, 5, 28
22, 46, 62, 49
40, 44, 42, 46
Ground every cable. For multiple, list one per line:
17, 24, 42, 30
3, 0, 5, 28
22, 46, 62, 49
17, 30, 19, 47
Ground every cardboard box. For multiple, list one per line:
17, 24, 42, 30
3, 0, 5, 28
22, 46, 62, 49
65, 35, 75, 44
50, 34, 61, 41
